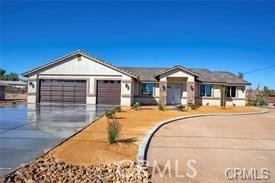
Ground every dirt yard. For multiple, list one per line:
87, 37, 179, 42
52, 106, 260, 166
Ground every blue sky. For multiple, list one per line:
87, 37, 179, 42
1, 1, 274, 88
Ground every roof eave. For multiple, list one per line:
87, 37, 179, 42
198, 81, 251, 85
21, 50, 82, 77
154, 65, 200, 77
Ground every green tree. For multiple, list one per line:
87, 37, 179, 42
0, 68, 6, 79
263, 86, 269, 95
238, 72, 244, 79
4, 72, 20, 81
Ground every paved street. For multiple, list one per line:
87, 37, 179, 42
148, 109, 275, 183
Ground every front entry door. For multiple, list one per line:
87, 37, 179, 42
167, 84, 182, 105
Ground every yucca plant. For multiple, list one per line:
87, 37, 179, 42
107, 119, 121, 144
114, 106, 122, 112
105, 109, 116, 119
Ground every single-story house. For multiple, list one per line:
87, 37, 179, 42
22, 50, 250, 106
267, 90, 275, 106
0, 82, 8, 100
0, 81, 27, 88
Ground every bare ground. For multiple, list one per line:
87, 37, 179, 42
52, 106, 260, 165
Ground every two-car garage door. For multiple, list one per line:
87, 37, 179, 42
39, 79, 121, 105
39, 79, 87, 104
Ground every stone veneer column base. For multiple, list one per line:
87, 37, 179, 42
187, 82, 195, 104
159, 81, 167, 105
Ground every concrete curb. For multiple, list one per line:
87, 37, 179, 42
136, 108, 269, 163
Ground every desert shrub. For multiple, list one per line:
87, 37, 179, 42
176, 104, 185, 111
107, 119, 121, 144
114, 106, 122, 112
188, 103, 198, 110
233, 103, 236, 107
158, 101, 165, 111
132, 102, 141, 111
206, 103, 209, 106
247, 92, 267, 106
257, 93, 268, 106
105, 109, 116, 119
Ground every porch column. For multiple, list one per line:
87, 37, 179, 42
187, 81, 195, 104
159, 81, 167, 105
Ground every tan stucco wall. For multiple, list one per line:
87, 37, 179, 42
197, 85, 247, 106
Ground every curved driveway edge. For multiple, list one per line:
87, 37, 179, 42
136, 108, 269, 163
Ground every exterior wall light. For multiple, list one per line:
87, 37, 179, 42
29, 81, 35, 88
125, 83, 130, 90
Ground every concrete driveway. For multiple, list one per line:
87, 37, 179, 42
0, 104, 113, 176
148, 109, 275, 183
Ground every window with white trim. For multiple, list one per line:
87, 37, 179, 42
200, 84, 212, 97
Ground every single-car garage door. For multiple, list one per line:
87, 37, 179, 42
96, 80, 121, 105
39, 79, 86, 104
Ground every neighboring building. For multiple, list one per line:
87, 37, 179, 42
0, 81, 27, 88
0, 82, 8, 100
22, 50, 250, 106
267, 90, 275, 106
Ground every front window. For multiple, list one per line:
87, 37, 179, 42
141, 83, 154, 96
200, 84, 212, 97
226, 86, 236, 97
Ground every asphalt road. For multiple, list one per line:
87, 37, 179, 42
148, 109, 275, 183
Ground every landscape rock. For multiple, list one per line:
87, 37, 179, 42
3, 154, 151, 183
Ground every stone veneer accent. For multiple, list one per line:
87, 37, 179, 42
159, 81, 167, 104
187, 82, 195, 104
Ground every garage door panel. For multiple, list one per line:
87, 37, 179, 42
62, 87, 75, 91
51, 86, 63, 90
97, 94, 120, 97
39, 80, 86, 104
51, 92, 63, 96
40, 87, 52, 91
40, 91, 51, 95
97, 89, 120, 92
75, 93, 86, 97
63, 92, 75, 96
40, 96, 51, 100
75, 97, 86, 101
74, 88, 86, 92
96, 80, 121, 105
97, 88, 120, 91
